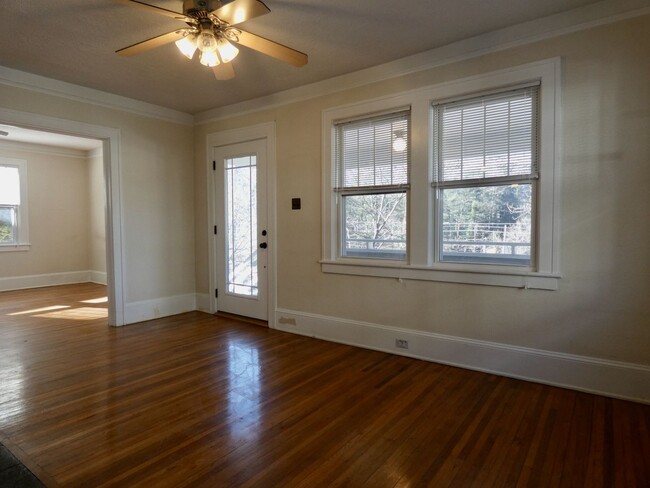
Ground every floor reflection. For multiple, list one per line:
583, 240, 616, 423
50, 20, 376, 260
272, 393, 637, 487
0, 287, 108, 430
227, 341, 261, 441
0, 362, 25, 428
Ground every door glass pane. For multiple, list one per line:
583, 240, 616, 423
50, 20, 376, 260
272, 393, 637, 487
225, 155, 258, 297
440, 183, 532, 266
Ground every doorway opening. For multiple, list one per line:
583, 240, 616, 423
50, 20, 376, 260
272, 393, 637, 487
0, 108, 124, 326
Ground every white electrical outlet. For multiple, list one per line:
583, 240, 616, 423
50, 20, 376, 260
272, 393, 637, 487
395, 339, 409, 349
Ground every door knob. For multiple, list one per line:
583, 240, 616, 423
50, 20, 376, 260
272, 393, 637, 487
259, 242, 267, 249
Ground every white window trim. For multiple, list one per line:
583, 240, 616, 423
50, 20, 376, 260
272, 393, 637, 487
321, 58, 562, 290
0, 157, 30, 252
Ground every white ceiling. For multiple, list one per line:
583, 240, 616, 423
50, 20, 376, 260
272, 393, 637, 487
0, 0, 618, 115
0, 125, 103, 151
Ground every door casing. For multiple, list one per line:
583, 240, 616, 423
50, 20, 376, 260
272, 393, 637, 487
0, 107, 125, 326
206, 122, 277, 327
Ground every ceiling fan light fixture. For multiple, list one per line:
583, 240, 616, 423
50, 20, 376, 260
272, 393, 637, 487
216, 37, 239, 63
175, 33, 198, 59
200, 49, 220, 67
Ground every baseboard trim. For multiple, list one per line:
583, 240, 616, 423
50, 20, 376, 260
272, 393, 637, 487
89, 270, 107, 285
195, 293, 211, 313
275, 308, 650, 404
124, 293, 197, 325
0, 271, 95, 292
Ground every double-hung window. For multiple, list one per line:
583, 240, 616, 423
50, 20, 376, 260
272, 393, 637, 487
323, 59, 560, 289
334, 110, 410, 260
0, 159, 29, 250
433, 85, 539, 267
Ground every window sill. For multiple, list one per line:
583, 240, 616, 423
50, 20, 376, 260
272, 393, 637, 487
0, 244, 31, 252
320, 259, 560, 290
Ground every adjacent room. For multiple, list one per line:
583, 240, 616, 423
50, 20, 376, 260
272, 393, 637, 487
0, 0, 648, 486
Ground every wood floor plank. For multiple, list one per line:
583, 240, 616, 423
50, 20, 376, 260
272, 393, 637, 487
1, 283, 649, 487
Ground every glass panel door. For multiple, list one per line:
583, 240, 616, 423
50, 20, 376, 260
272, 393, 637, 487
214, 139, 268, 321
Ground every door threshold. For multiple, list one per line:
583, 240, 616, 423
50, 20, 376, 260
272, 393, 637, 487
215, 311, 268, 328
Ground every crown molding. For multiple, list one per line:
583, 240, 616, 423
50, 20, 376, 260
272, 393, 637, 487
0, 66, 194, 126
194, 0, 650, 124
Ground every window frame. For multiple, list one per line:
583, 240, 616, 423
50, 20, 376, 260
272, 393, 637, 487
432, 85, 540, 269
321, 58, 561, 290
333, 109, 411, 262
0, 158, 30, 251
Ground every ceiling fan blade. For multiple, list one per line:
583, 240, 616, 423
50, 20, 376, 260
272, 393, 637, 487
211, 0, 270, 26
113, 0, 194, 22
213, 62, 236, 80
235, 29, 307, 67
116, 29, 187, 57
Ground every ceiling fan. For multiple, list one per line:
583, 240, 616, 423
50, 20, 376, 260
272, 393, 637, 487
114, 0, 308, 80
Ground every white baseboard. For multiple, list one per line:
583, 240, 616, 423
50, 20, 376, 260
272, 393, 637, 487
195, 293, 211, 313
124, 293, 197, 325
89, 270, 107, 285
0, 271, 94, 292
275, 308, 650, 404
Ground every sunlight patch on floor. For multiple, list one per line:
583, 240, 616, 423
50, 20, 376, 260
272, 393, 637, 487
8, 305, 70, 316
81, 296, 108, 304
35, 307, 108, 320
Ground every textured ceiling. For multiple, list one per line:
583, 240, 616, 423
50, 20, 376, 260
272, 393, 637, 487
0, 0, 605, 114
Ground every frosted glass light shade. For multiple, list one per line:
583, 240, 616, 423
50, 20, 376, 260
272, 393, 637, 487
200, 49, 220, 67
175, 35, 197, 59
216, 38, 239, 63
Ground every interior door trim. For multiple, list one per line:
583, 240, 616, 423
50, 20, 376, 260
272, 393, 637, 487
0, 107, 125, 326
206, 122, 277, 327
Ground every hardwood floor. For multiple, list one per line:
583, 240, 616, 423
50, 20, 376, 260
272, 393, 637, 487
0, 284, 649, 487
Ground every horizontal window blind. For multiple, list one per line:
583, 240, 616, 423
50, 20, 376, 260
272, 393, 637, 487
335, 110, 410, 191
433, 86, 538, 186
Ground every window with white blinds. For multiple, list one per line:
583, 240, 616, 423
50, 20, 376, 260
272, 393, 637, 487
432, 86, 539, 267
333, 110, 410, 261
322, 59, 560, 287
335, 110, 410, 191
433, 86, 539, 186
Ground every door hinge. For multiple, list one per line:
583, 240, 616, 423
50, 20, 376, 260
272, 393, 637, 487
215, 288, 218, 298
214, 225, 217, 235
213, 160, 216, 171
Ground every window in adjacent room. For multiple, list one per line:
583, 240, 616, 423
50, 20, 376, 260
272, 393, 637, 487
334, 110, 410, 260
0, 158, 29, 250
432, 86, 538, 267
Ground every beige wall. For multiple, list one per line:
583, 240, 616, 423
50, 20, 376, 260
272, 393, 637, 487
194, 16, 650, 365
0, 91, 195, 304
0, 143, 91, 277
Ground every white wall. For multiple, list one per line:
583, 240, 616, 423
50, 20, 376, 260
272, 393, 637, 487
193, 15, 650, 400
0, 88, 195, 321
0, 142, 90, 278
0, 12, 646, 400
